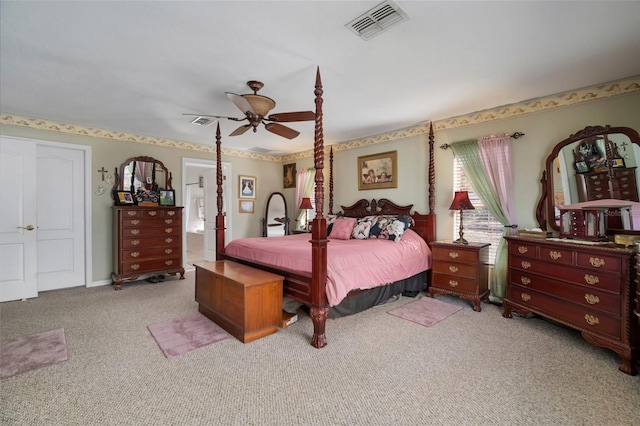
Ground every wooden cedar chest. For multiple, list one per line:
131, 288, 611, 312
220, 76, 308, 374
195, 260, 283, 343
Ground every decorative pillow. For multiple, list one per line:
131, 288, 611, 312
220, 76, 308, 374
328, 217, 356, 240
351, 215, 376, 239
369, 215, 413, 242
326, 214, 338, 234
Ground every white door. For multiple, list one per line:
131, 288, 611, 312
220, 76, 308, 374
0, 137, 38, 301
36, 146, 86, 291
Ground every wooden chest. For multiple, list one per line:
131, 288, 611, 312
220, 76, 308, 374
195, 260, 283, 343
429, 241, 490, 311
112, 206, 185, 289
503, 236, 639, 375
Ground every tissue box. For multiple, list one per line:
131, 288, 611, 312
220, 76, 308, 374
517, 230, 552, 239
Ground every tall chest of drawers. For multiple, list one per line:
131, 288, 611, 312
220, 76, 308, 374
503, 236, 639, 375
576, 167, 639, 202
112, 206, 185, 289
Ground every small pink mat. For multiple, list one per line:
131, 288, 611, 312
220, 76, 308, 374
148, 313, 228, 358
1, 328, 68, 379
388, 297, 462, 327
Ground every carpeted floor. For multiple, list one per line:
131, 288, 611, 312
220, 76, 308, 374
1, 271, 639, 425
388, 296, 462, 326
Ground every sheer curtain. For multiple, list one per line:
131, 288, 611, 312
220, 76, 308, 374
295, 168, 315, 231
451, 136, 516, 299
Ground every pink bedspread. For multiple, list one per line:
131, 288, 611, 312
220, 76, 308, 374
224, 229, 432, 306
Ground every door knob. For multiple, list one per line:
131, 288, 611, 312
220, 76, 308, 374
17, 225, 35, 231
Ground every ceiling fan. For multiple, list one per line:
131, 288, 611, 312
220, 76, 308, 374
183, 80, 315, 140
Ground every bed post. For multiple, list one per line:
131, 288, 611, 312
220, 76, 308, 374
329, 146, 334, 215
309, 66, 329, 348
215, 123, 226, 260
428, 122, 435, 216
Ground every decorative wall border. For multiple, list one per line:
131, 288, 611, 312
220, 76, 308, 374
2, 76, 638, 164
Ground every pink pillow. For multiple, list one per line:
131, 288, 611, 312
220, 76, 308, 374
328, 217, 356, 240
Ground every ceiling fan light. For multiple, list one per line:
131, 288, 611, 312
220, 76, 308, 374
242, 94, 276, 117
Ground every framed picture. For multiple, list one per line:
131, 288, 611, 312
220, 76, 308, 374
239, 175, 256, 199
283, 163, 296, 188
611, 157, 626, 168
159, 189, 175, 206
239, 199, 254, 213
358, 151, 398, 190
114, 190, 136, 206
574, 160, 590, 174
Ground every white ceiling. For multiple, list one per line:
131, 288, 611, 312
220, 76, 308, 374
2, 1, 640, 155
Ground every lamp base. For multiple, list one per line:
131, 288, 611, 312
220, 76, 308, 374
453, 237, 469, 244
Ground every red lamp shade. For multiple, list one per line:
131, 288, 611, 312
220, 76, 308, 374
449, 191, 475, 211
299, 197, 313, 210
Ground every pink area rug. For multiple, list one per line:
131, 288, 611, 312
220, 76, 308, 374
148, 313, 228, 358
1, 328, 68, 379
388, 297, 463, 327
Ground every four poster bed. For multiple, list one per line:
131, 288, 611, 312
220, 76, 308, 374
213, 68, 437, 348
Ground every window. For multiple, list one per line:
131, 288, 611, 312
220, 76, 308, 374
453, 158, 503, 264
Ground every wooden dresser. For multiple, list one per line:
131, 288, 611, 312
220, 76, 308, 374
576, 167, 639, 202
429, 241, 490, 312
112, 206, 185, 289
503, 236, 639, 375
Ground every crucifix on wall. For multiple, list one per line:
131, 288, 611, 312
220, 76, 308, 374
97, 166, 108, 181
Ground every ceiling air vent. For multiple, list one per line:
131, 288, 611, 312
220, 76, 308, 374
346, 0, 409, 41
248, 147, 273, 153
190, 116, 215, 126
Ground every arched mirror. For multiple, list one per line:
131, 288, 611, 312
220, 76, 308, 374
536, 125, 640, 231
113, 156, 172, 193
262, 192, 289, 237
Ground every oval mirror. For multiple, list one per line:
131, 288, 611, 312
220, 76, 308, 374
262, 192, 289, 237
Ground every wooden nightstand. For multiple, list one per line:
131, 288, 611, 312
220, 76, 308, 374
429, 240, 491, 312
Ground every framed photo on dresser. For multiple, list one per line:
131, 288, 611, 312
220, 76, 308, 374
114, 191, 136, 206
159, 189, 175, 206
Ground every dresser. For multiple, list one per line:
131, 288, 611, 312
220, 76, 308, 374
112, 206, 185, 289
576, 167, 639, 202
429, 241, 491, 312
503, 236, 639, 375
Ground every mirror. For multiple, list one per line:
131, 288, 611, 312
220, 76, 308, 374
536, 125, 640, 231
262, 192, 289, 237
113, 156, 172, 193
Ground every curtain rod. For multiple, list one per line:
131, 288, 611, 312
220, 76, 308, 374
439, 131, 525, 150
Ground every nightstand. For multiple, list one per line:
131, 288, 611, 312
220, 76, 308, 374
429, 240, 491, 312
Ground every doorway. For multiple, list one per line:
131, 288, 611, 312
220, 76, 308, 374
182, 158, 231, 268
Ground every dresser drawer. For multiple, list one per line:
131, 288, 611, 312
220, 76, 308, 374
121, 226, 180, 238
122, 246, 179, 261
123, 216, 180, 227
432, 247, 478, 264
508, 241, 537, 259
432, 273, 477, 293
509, 269, 620, 315
575, 252, 622, 274
122, 235, 178, 248
122, 257, 181, 274
508, 285, 620, 339
432, 262, 478, 279
538, 246, 573, 265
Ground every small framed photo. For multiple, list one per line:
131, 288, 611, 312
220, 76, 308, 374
574, 160, 590, 174
239, 199, 254, 214
114, 191, 136, 206
239, 175, 256, 199
611, 158, 626, 168
159, 189, 175, 206
146, 177, 153, 184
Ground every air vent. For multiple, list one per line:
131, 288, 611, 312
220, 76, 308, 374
346, 0, 409, 41
190, 116, 215, 126
248, 147, 273, 153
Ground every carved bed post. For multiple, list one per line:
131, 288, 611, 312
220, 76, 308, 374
310, 66, 329, 348
329, 146, 334, 215
215, 123, 226, 260
428, 122, 435, 215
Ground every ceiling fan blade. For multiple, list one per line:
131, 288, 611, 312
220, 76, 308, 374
265, 122, 300, 140
267, 111, 315, 122
226, 92, 255, 116
229, 124, 252, 137
182, 113, 243, 121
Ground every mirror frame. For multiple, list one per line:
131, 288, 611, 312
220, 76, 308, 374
113, 156, 172, 194
262, 192, 289, 237
536, 125, 640, 231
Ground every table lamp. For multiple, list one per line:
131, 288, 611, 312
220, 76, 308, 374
449, 191, 475, 244
299, 197, 313, 231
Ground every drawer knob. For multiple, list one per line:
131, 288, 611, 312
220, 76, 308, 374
584, 274, 599, 285
584, 294, 600, 305
521, 276, 531, 285
149, 211, 157, 216
549, 251, 562, 260
584, 314, 599, 326
165, 219, 173, 224
521, 260, 531, 269
448, 252, 459, 259
131, 240, 140, 246
165, 249, 173, 254
164, 228, 173, 234
520, 293, 531, 302
165, 260, 173, 266
167, 211, 176, 216
449, 266, 459, 273
589, 257, 605, 268
131, 219, 140, 225
518, 246, 528, 254
448, 280, 458, 287
165, 238, 173, 243
131, 251, 140, 258
130, 229, 140, 235
131, 264, 139, 270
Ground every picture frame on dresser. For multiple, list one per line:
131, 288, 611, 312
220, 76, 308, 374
611, 157, 625, 168
574, 160, 589, 174
159, 189, 175, 206
114, 191, 136, 206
